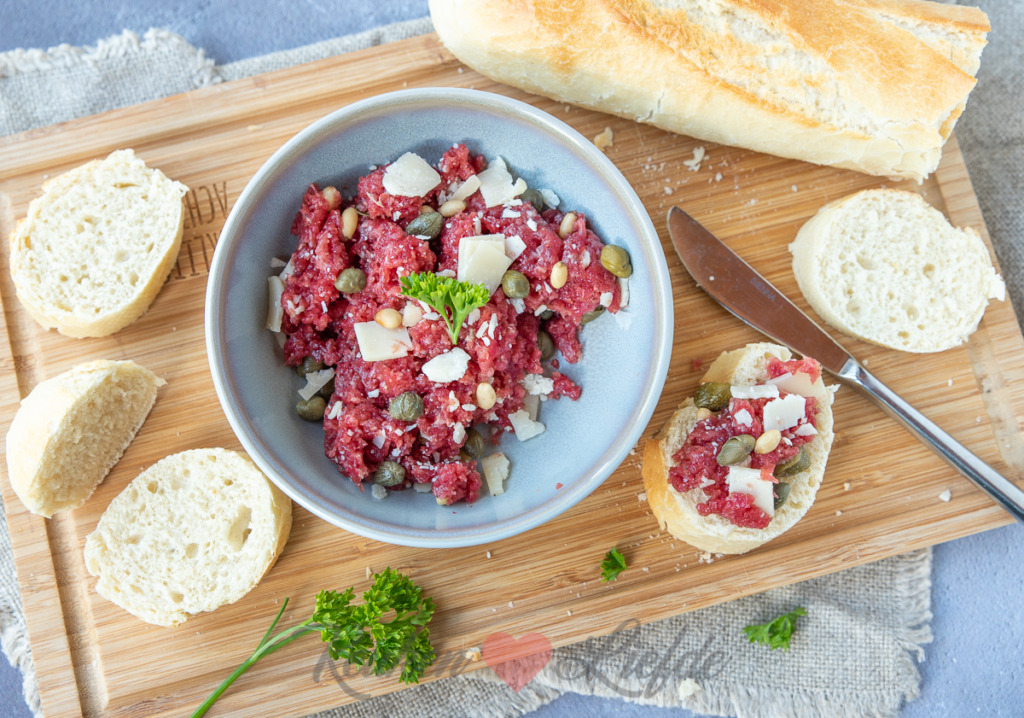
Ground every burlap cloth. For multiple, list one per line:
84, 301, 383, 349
1, 2, 1021, 716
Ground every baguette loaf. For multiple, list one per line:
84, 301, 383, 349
8, 149, 188, 337
84, 448, 292, 627
789, 188, 1005, 353
428, 0, 989, 182
642, 343, 836, 555
5, 360, 163, 518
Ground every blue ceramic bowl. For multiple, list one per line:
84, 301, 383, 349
206, 88, 672, 547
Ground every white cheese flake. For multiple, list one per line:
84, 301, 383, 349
449, 174, 481, 202
381, 152, 441, 198
522, 374, 555, 396
480, 453, 510, 496
763, 393, 807, 432
478, 157, 527, 207
599, 291, 614, 308
371, 484, 388, 500
266, 276, 285, 332
422, 348, 471, 383
618, 277, 630, 309
539, 188, 560, 208
725, 466, 775, 517
457, 234, 513, 295
298, 368, 335, 401
734, 408, 753, 427
731, 384, 780, 400
505, 234, 527, 261
452, 423, 467, 444
354, 322, 413, 362
509, 409, 546, 441
326, 402, 343, 420
767, 371, 822, 399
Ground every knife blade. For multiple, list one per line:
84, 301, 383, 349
667, 205, 1024, 523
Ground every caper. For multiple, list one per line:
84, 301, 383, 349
334, 267, 367, 294
581, 307, 605, 325
519, 187, 547, 212
388, 391, 424, 422
537, 329, 556, 361
372, 460, 406, 487
694, 382, 732, 412
716, 434, 755, 466
774, 447, 811, 477
296, 396, 327, 422
462, 428, 486, 459
501, 270, 530, 299
774, 481, 792, 510
296, 356, 324, 377
599, 244, 633, 278
405, 211, 443, 240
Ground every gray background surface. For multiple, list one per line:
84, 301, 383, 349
1, 1, 1022, 717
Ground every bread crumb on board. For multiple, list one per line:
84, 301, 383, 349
939, 490, 952, 502
593, 127, 614, 151
683, 146, 706, 171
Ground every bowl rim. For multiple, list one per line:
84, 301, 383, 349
205, 87, 673, 547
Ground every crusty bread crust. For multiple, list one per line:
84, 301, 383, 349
83, 448, 293, 627
8, 149, 187, 338
642, 343, 836, 554
428, 0, 988, 182
6, 360, 163, 517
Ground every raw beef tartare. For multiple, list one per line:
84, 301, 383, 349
268, 144, 630, 505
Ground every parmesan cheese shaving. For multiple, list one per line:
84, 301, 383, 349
381, 152, 441, 197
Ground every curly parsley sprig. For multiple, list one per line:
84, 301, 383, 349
191, 568, 435, 717
399, 272, 489, 345
742, 607, 806, 651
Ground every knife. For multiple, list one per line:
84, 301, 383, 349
666, 205, 1024, 523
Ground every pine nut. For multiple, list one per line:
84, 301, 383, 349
558, 211, 577, 238
550, 261, 568, 289
439, 199, 466, 217
341, 206, 359, 239
754, 429, 782, 455
321, 186, 342, 210
696, 407, 713, 421
375, 308, 403, 329
476, 382, 497, 411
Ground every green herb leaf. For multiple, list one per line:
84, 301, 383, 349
742, 607, 806, 651
190, 569, 435, 717
600, 547, 628, 582
399, 272, 490, 345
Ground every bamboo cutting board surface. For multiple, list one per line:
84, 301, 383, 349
2, 33, 1023, 718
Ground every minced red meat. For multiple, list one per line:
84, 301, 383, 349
667, 358, 821, 529
277, 144, 623, 505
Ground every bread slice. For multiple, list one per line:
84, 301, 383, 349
8, 149, 188, 338
6, 360, 163, 518
789, 188, 1005, 353
428, 0, 988, 182
84, 448, 292, 627
642, 343, 836, 555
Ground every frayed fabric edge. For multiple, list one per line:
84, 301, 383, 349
1, 604, 40, 718
0, 28, 218, 89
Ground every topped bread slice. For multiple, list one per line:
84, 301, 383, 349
8, 149, 188, 337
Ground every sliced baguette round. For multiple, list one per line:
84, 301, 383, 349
6, 359, 163, 518
642, 343, 836, 555
83, 448, 292, 627
789, 188, 1004, 353
8, 148, 188, 338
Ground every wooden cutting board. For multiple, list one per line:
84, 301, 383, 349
2, 33, 1022, 718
